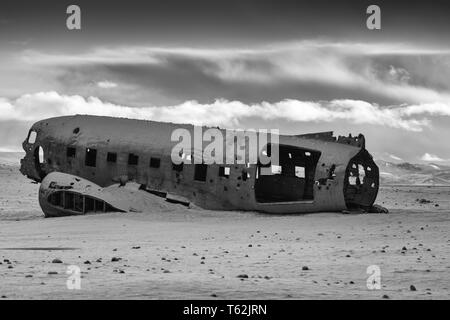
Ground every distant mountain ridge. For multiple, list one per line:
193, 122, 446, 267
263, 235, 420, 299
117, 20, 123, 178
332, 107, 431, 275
375, 159, 450, 185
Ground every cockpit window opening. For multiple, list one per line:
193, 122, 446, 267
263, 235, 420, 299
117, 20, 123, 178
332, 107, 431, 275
28, 130, 37, 144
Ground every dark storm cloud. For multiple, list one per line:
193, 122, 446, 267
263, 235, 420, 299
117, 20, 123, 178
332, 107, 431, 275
1, 0, 450, 48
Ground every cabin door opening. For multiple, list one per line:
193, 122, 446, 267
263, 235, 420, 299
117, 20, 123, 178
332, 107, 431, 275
33, 146, 46, 181
255, 144, 321, 203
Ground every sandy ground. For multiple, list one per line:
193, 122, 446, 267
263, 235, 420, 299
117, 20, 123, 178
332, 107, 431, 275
0, 166, 449, 299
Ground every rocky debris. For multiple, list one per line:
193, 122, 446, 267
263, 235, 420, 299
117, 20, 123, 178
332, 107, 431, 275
132, 246, 141, 249
48, 271, 58, 275
302, 266, 310, 271
51, 258, 63, 264
416, 198, 431, 204
210, 293, 218, 297
382, 294, 389, 299
84, 260, 91, 265
410, 285, 417, 291
237, 274, 249, 279
368, 204, 389, 214
111, 257, 122, 262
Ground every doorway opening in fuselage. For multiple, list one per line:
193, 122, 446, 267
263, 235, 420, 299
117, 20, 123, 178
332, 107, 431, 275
255, 144, 321, 203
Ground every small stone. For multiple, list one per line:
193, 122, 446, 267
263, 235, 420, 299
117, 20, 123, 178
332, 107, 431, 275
52, 259, 63, 264
111, 257, 121, 262
210, 294, 217, 297
163, 270, 171, 273
84, 260, 91, 264
382, 294, 389, 299
302, 266, 310, 271
237, 274, 249, 278
248, 244, 252, 247
25, 275, 33, 278
402, 246, 407, 251
410, 285, 417, 291
48, 271, 58, 275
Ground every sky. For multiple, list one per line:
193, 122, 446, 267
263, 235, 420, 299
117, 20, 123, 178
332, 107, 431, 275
0, 0, 450, 164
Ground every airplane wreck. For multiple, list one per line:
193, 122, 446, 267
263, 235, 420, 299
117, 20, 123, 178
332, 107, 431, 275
20, 115, 385, 217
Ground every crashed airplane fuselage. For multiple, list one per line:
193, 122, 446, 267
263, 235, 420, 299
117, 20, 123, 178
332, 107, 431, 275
20, 115, 380, 216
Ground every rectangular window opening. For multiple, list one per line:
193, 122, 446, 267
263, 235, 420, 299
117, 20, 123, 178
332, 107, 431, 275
194, 164, 208, 181
107, 152, 117, 163
172, 162, 183, 172
128, 153, 139, 165
150, 157, 161, 168
66, 147, 76, 158
219, 166, 230, 178
85, 148, 97, 167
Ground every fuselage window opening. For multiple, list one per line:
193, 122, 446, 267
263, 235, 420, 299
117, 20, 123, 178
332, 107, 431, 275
66, 147, 76, 158
150, 157, 161, 168
107, 152, 117, 163
219, 166, 230, 177
194, 164, 208, 182
85, 148, 97, 167
172, 162, 183, 172
128, 153, 139, 165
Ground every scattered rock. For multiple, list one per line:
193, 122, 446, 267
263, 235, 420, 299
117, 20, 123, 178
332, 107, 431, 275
302, 266, 310, 271
25, 275, 33, 278
410, 285, 417, 291
210, 293, 218, 297
84, 260, 91, 265
369, 204, 389, 213
111, 257, 121, 262
51, 259, 63, 264
48, 271, 58, 275
402, 246, 407, 251
382, 294, 389, 299
132, 246, 141, 249
237, 274, 249, 279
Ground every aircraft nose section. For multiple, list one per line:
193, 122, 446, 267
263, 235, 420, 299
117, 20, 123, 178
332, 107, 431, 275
20, 127, 46, 182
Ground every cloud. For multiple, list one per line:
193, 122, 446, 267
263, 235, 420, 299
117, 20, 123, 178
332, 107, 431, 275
20, 40, 450, 108
420, 153, 446, 162
97, 81, 118, 89
389, 154, 403, 161
0, 91, 448, 131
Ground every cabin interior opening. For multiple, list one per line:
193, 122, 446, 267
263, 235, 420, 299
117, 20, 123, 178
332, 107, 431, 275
255, 144, 321, 203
